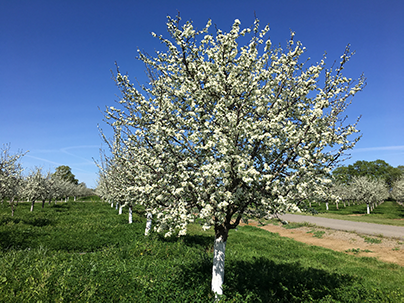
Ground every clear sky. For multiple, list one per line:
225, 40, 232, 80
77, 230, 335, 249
1, 0, 403, 188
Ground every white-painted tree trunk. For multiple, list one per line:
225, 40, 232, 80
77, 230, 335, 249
30, 200, 34, 212
129, 205, 133, 224
118, 205, 123, 215
115, 202, 119, 210
325, 202, 329, 211
212, 236, 226, 298
309, 201, 311, 207
74, 196, 77, 201
145, 212, 152, 236
366, 203, 370, 214
111, 202, 114, 208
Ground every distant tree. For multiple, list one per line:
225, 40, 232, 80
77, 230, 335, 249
391, 177, 404, 203
23, 167, 47, 212
53, 165, 78, 185
333, 160, 402, 188
350, 176, 389, 214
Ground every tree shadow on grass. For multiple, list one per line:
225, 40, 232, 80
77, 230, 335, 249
0, 217, 54, 227
176, 255, 368, 302
157, 233, 214, 252
51, 203, 70, 212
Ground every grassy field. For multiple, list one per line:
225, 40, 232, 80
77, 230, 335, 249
298, 200, 404, 227
0, 200, 403, 302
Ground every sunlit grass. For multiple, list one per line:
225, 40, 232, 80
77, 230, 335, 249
0, 201, 403, 302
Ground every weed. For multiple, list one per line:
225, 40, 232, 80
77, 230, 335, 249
363, 237, 382, 244
345, 248, 373, 254
306, 229, 326, 238
282, 222, 313, 229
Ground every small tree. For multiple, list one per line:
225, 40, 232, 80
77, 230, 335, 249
103, 16, 365, 296
351, 176, 388, 214
23, 167, 47, 212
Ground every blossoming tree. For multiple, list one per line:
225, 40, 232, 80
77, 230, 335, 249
103, 16, 365, 296
391, 176, 404, 203
0, 144, 27, 216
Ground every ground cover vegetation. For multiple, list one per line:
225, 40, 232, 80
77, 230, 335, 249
1, 201, 403, 302
98, 15, 367, 296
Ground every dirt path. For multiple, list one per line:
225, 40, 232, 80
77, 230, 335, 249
244, 221, 404, 267
280, 214, 404, 239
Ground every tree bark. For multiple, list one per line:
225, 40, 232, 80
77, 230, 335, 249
42, 199, 45, 209
325, 202, 329, 211
145, 212, 152, 236
129, 205, 133, 224
212, 235, 226, 298
30, 200, 35, 212
10, 197, 15, 217
118, 205, 123, 215
366, 203, 370, 214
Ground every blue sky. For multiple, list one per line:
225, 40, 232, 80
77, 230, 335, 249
1, 0, 403, 188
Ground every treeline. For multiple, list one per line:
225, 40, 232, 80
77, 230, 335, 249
0, 144, 93, 216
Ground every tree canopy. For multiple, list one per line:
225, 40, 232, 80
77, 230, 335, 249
52, 165, 78, 185
101, 16, 365, 296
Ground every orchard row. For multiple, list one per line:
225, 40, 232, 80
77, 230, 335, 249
0, 144, 93, 216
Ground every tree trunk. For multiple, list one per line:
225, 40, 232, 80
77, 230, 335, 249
42, 199, 46, 209
212, 226, 228, 298
309, 201, 311, 207
118, 205, 123, 215
145, 212, 152, 236
325, 202, 329, 211
115, 202, 119, 210
111, 202, 114, 208
366, 203, 370, 214
129, 205, 133, 224
336, 201, 339, 210
10, 197, 15, 217
30, 199, 35, 212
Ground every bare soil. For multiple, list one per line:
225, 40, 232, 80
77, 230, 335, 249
244, 221, 404, 267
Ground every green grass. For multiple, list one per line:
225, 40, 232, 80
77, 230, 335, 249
1, 201, 403, 302
298, 200, 404, 226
